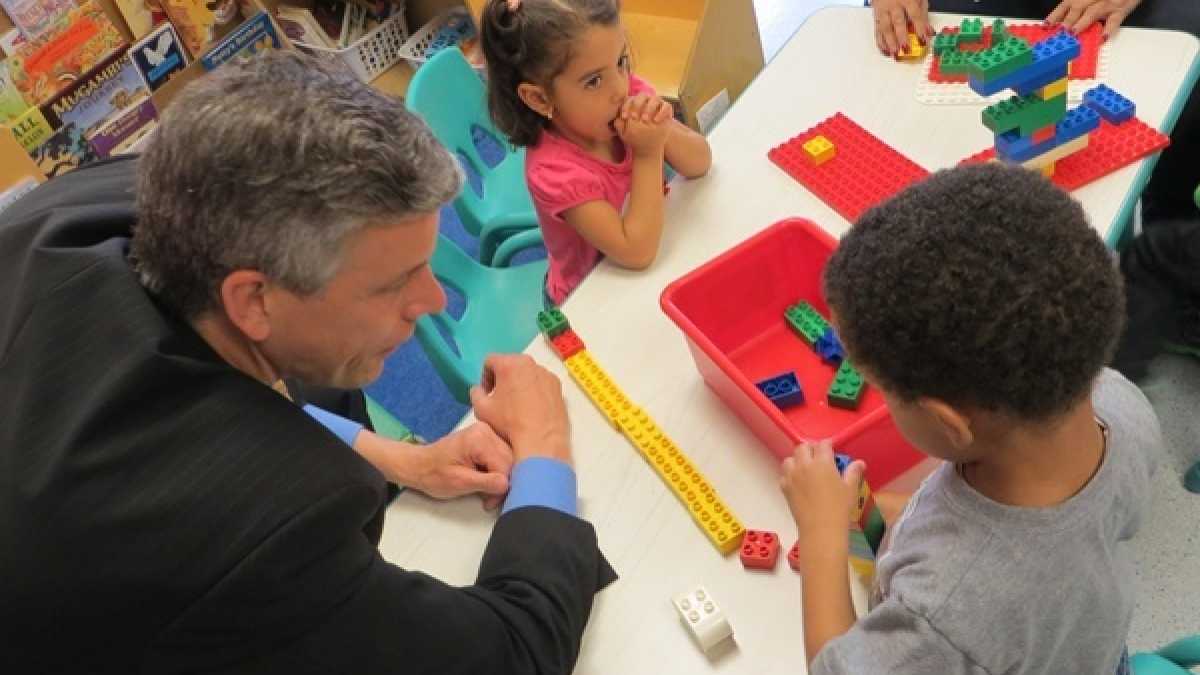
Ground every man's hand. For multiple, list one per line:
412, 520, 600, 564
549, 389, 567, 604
470, 354, 573, 466
615, 94, 671, 160
779, 439, 866, 548
1046, 0, 1141, 39
870, 0, 933, 58
406, 422, 514, 510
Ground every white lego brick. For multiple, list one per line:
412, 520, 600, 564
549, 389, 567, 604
673, 586, 733, 652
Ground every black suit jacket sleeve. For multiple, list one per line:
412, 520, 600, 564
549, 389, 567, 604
143, 481, 616, 675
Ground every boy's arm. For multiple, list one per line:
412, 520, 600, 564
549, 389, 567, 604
663, 119, 712, 179
800, 532, 858, 666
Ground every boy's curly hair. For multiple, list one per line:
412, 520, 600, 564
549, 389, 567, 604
824, 163, 1125, 421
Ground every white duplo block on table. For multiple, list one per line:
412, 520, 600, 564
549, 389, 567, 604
673, 586, 733, 652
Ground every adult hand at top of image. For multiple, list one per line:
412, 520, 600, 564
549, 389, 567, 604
871, 0, 933, 58
1046, 0, 1141, 39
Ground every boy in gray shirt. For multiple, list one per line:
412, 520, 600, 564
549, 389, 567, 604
779, 164, 1162, 675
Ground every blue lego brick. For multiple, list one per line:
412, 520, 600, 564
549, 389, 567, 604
967, 30, 1079, 97
756, 371, 805, 409
834, 453, 852, 473
1083, 84, 1135, 124
1056, 104, 1101, 142
815, 327, 845, 365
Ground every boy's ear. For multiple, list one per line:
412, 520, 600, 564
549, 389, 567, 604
517, 82, 553, 119
918, 398, 975, 449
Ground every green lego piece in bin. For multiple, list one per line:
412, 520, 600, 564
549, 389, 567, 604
536, 308, 570, 338
959, 17, 983, 43
785, 302, 831, 347
828, 359, 866, 410
967, 38, 1031, 82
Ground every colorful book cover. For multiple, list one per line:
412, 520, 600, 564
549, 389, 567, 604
29, 119, 97, 176
158, 0, 214, 57
275, 6, 332, 48
40, 49, 147, 135
129, 20, 186, 90
1, 27, 29, 56
5, 0, 126, 105
112, 0, 155, 38
8, 104, 53, 151
0, 0, 76, 42
0, 67, 31, 122
86, 96, 154, 156
199, 11, 279, 71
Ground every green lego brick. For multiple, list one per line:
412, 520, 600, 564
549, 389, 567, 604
966, 37, 1031, 82
861, 504, 887, 555
827, 360, 866, 410
932, 32, 959, 56
938, 50, 970, 75
784, 302, 830, 347
990, 18, 1009, 46
982, 93, 1067, 137
959, 17, 983, 43
536, 309, 570, 338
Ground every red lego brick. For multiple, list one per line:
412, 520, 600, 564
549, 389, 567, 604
961, 116, 1169, 192
739, 530, 781, 570
549, 328, 585, 360
769, 113, 930, 223
929, 22, 1102, 84
1031, 123, 1057, 144
787, 540, 801, 572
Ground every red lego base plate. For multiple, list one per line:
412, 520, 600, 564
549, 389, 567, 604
929, 22, 1102, 84
769, 113, 930, 223
740, 530, 781, 570
960, 116, 1170, 191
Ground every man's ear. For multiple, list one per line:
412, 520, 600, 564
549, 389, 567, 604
218, 270, 272, 342
517, 81, 554, 119
918, 398, 975, 450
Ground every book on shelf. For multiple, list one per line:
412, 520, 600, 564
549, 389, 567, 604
4, 0, 126, 106
28, 118, 98, 177
199, 10, 280, 71
1, 27, 27, 56
275, 5, 332, 48
86, 95, 154, 157
337, 0, 365, 47
157, 0, 214, 57
129, 19, 186, 90
8, 104, 53, 151
0, 66, 31, 123
0, 0, 76, 43
41, 49, 147, 136
111, 0, 156, 39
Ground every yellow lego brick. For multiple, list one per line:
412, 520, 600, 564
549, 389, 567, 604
1039, 162, 1055, 178
1036, 76, 1068, 101
849, 555, 876, 586
896, 32, 926, 61
801, 134, 836, 166
851, 477, 872, 524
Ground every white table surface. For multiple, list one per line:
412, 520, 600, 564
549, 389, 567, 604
379, 7, 1199, 673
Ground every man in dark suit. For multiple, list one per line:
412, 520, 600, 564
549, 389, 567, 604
0, 51, 614, 673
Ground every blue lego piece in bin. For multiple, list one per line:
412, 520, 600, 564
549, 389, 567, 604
835, 453, 851, 473
756, 371, 805, 409
815, 327, 845, 365
968, 31, 1079, 97
1083, 84, 1135, 124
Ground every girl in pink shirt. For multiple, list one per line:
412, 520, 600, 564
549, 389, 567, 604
480, 0, 712, 306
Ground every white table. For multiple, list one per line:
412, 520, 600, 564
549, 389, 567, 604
379, 7, 1199, 673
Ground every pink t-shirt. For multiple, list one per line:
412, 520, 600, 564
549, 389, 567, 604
526, 75, 657, 306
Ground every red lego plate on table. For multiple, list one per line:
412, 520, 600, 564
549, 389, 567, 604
960, 116, 1170, 191
929, 22, 1103, 83
768, 113, 930, 223
661, 218, 925, 491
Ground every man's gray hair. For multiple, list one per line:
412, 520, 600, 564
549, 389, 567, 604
132, 50, 462, 318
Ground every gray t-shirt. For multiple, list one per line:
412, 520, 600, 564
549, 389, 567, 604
812, 368, 1161, 675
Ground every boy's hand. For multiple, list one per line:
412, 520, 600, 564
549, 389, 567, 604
615, 94, 671, 159
780, 439, 867, 545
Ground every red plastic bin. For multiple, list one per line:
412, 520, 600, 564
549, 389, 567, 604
660, 218, 925, 490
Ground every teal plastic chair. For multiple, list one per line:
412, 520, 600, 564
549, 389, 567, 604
415, 233, 548, 404
407, 47, 542, 266
1132, 636, 1200, 673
